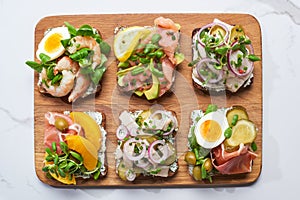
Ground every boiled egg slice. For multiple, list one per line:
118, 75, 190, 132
194, 110, 229, 149
36, 27, 70, 61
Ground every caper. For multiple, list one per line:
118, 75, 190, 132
192, 166, 202, 181
203, 158, 213, 172
54, 117, 69, 132
184, 151, 196, 165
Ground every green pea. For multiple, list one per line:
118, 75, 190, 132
155, 50, 164, 59
58, 168, 66, 178
224, 127, 232, 139
51, 142, 57, 152
231, 114, 239, 126
251, 142, 257, 151
118, 62, 129, 68
139, 57, 150, 64
70, 151, 83, 162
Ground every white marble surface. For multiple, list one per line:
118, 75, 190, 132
1, 0, 300, 199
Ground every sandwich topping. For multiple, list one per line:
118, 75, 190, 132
190, 19, 260, 93
42, 111, 107, 185
26, 22, 111, 102
115, 107, 178, 181
114, 17, 184, 100
185, 105, 258, 182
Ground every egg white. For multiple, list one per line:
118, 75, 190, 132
194, 110, 229, 149
36, 27, 70, 61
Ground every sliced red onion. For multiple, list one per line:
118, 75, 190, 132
227, 41, 254, 77
197, 22, 229, 48
148, 140, 169, 164
196, 58, 223, 84
116, 125, 129, 140
125, 169, 136, 181
123, 138, 146, 161
147, 110, 177, 136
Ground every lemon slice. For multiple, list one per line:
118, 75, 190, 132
114, 26, 151, 62
225, 119, 257, 147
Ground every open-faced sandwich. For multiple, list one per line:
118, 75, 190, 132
190, 19, 260, 93
185, 104, 258, 182
42, 111, 107, 185
115, 107, 179, 181
26, 22, 111, 102
114, 17, 185, 100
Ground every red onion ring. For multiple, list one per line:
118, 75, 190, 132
197, 22, 229, 48
123, 138, 146, 161
148, 140, 168, 164
227, 41, 254, 77
196, 58, 223, 84
116, 124, 129, 140
148, 110, 177, 136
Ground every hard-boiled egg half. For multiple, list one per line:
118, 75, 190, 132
36, 27, 70, 61
194, 110, 229, 149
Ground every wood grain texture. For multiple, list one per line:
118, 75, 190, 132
33, 13, 262, 187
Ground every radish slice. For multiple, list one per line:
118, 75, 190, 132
123, 138, 146, 161
227, 42, 254, 77
148, 140, 169, 164
196, 58, 223, 84
116, 124, 129, 140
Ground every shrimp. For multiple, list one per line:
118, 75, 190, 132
68, 69, 91, 102
68, 36, 101, 69
53, 56, 79, 75
40, 69, 75, 97
154, 17, 179, 31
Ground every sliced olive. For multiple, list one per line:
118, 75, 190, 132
54, 117, 69, 132
184, 151, 196, 165
203, 158, 213, 172
192, 166, 202, 181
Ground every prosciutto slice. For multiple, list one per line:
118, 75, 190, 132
211, 143, 257, 175
44, 112, 82, 154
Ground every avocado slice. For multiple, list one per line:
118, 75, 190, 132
144, 74, 160, 100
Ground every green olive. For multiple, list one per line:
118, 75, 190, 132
203, 158, 213, 172
54, 117, 69, 132
192, 166, 202, 181
184, 151, 196, 165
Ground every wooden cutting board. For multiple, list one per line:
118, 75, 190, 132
33, 13, 262, 187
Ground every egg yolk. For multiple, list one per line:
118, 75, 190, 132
200, 120, 222, 142
44, 33, 63, 53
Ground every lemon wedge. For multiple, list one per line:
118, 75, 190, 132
225, 119, 257, 147
114, 26, 151, 62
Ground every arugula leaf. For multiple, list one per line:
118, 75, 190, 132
25, 61, 43, 73
100, 41, 111, 55
76, 24, 94, 37
205, 104, 218, 114
46, 67, 55, 79
91, 66, 106, 85
51, 74, 63, 85
69, 48, 91, 61
64, 22, 77, 36
39, 53, 51, 63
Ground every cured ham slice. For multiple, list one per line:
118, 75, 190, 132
211, 144, 257, 175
